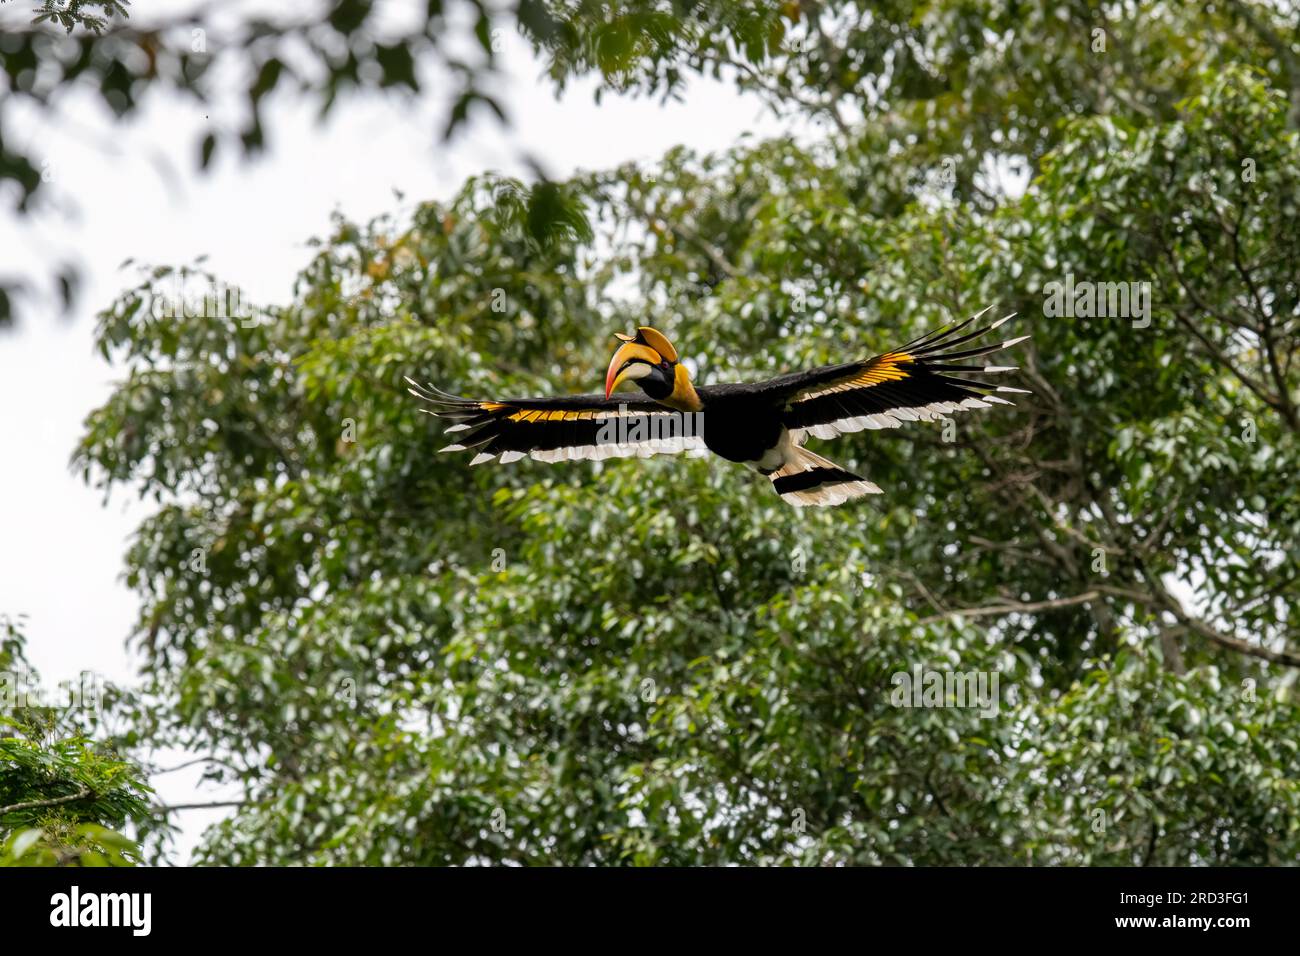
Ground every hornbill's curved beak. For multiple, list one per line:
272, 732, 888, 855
604, 336, 662, 398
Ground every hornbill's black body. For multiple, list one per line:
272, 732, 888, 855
408, 307, 1029, 506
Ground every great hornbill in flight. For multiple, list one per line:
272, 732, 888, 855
407, 307, 1028, 506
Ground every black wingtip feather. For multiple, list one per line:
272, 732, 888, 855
900, 305, 994, 351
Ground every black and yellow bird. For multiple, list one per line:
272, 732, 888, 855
407, 307, 1028, 506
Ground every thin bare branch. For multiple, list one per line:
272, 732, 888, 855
0, 785, 93, 816
918, 591, 1100, 626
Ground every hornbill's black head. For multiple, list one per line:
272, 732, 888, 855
604, 327, 701, 411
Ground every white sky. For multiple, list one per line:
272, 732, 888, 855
0, 1, 803, 861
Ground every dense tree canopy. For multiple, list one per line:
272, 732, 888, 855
5, 0, 1299, 865
0, 615, 151, 866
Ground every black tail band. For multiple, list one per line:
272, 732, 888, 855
773, 467, 863, 495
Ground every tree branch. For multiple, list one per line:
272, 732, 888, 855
918, 591, 1100, 626
150, 755, 243, 776
0, 785, 93, 816
1162, 618, 1300, 669
1098, 582, 1300, 668
624, 191, 742, 283
151, 800, 247, 813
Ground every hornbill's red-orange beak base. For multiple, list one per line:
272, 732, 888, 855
408, 306, 1030, 507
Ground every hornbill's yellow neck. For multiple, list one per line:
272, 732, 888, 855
662, 364, 703, 413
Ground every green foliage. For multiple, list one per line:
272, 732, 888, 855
30, 1, 130, 35
528, 1, 1294, 194
0, 0, 532, 324
73, 35, 1300, 863
9, 0, 1297, 325
0, 616, 152, 866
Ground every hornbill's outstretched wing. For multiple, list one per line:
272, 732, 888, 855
404, 381, 705, 465
702, 307, 1029, 439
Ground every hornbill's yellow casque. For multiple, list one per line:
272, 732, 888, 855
407, 307, 1029, 506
